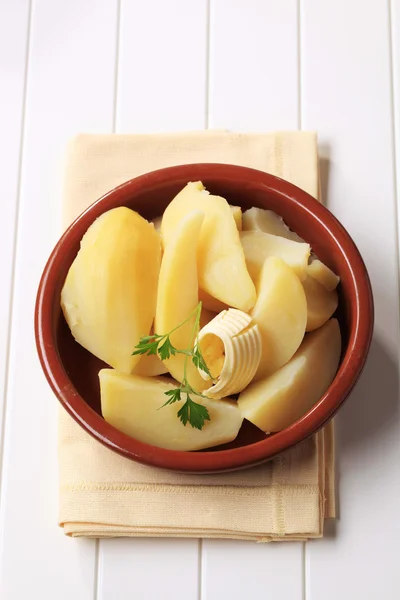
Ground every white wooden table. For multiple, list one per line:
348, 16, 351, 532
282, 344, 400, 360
1, 1, 400, 598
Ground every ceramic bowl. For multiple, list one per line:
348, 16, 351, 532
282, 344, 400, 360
35, 163, 373, 473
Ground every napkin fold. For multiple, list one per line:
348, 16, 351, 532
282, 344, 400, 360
59, 130, 335, 540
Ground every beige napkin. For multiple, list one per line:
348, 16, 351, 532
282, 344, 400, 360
59, 131, 335, 540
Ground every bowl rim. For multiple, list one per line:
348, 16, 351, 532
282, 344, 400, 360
35, 163, 374, 473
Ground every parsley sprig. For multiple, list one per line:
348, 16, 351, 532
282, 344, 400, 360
132, 302, 214, 430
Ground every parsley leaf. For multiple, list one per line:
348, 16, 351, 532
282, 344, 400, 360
132, 335, 162, 356
157, 337, 177, 360
177, 396, 211, 430
160, 387, 182, 407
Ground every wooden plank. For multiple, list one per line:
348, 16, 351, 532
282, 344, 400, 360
0, 1, 118, 598
98, 539, 200, 600
0, 0, 30, 452
209, 0, 299, 131
115, 0, 208, 131
204, 2, 304, 599
202, 541, 303, 600
97, 2, 207, 599
301, 2, 400, 598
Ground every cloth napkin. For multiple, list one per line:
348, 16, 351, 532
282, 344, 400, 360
59, 131, 335, 541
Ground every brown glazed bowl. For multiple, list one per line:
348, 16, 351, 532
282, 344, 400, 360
35, 164, 373, 473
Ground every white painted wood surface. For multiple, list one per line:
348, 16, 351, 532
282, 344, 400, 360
301, 3, 400, 597
0, 0, 30, 460
204, 3, 304, 598
0, 1, 399, 598
116, 0, 208, 132
0, 0, 117, 598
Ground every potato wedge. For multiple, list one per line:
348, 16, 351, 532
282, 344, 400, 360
251, 257, 307, 379
161, 182, 256, 311
100, 370, 243, 451
61, 207, 161, 373
155, 210, 207, 391
306, 258, 340, 291
133, 354, 168, 377
238, 319, 341, 432
156, 206, 240, 233
303, 275, 338, 331
240, 230, 310, 282
230, 205, 242, 231
242, 207, 304, 242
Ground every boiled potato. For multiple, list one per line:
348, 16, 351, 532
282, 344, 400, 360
100, 370, 243, 451
230, 205, 243, 230
240, 230, 310, 282
303, 275, 338, 331
307, 258, 340, 291
242, 207, 304, 242
238, 319, 341, 432
251, 257, 307, 380
156, 205, 240, 235
133, 354, 168, 377
61, 207, 161, 373
243, 207, 340, 291
161, 182, 256, 311
155, 210, 207, 391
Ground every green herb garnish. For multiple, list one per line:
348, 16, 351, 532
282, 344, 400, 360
132, 302, 213, 430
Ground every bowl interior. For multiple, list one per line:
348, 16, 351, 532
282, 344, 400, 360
54, 176, 350, 439
38, 164, 372, 471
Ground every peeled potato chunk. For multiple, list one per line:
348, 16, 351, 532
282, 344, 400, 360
61, 207, 161, 373
303, 275, 338, 331
251, 257, 307, 380
154, 208, 238, 237
230, 205, 243, 230
100, 370, 243, 451
238, 319, 341, 432
242, 207, 304, 243
133, 354, 168, 377
161, 182, 256, 311
240, 230, 310, 283
155, 210, 207, 391
306, 258, 340, 291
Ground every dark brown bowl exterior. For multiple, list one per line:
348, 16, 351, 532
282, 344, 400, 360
35, 164, 373, 473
